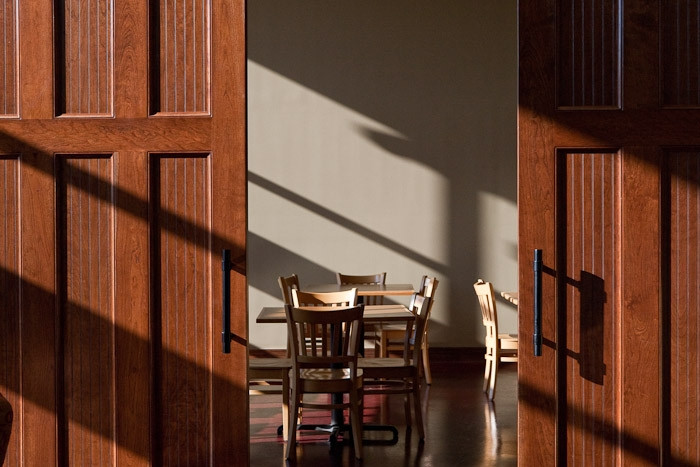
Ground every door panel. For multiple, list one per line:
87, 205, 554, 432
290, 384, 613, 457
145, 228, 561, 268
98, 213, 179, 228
0, 157, 20, 466
56, 0, 114, 116
665, 151, 700, 464
520, 1, 696, 465
0, 2, 18, 117
154, 0, 210, 114
560, 151, 619, 463
153, 154, 213, 465
57, 155, 117, 466
0, 0, 247, 465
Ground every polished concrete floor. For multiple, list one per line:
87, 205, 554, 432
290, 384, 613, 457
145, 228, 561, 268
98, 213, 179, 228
250, 356, 517, 466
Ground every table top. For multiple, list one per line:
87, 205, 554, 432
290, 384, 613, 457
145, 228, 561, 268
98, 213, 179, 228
256, 304, 415, 324
501, 291, 518, 306
305, 283, 415, 296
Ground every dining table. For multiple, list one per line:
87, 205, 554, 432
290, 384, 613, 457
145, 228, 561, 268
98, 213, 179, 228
256, 284, 416, 445
501, 291, 518, 306
305, 282, 415, 298
256, 303, 415, 324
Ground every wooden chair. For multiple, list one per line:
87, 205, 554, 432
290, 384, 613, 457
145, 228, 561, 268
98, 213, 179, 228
291, 288, 358, 308
336, 272, 385, 351
335, 272, 386, 305
359, 294, 431, 440
376, 276, 439, 384
278, 273, 300, 305
473, 279, 518, 400
247, 274, 299, 440
285, 304, 365, 460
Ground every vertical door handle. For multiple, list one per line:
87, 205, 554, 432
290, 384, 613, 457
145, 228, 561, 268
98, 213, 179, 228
222, 249, 232, 354
533, 249, 542, 356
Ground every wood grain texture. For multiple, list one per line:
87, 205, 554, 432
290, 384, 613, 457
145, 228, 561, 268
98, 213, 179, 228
113, 151, 150, 466
518, 0, 558, 463
2, 0, 247, 463
562, 151, 619, 464
19, 152, 57, 466
153, 0, 210, 114
661, 2, 700, 107
57, 155, 115, 466
619, 149, 660, 467
19, 0, 53, 118
153, 154, 212, 465
521, 1, 668, 465
0, 156, 19, 466
114, 0, 148, 118
0, 119, 211, 153
557, 0, 621, 109
210, 0, 248, 463
667, 151, 700, 465
0, 0, 18, 117
58, 0, 113, 115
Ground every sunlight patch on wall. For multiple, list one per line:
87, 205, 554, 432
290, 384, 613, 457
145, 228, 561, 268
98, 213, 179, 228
248, 60, 450, 262
476, 191, 518, 332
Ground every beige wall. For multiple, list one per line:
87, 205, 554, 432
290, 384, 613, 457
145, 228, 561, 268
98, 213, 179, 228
247, 1, 518, 349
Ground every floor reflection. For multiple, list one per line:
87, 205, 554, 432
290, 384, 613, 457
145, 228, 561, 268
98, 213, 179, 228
250, 356, 517, 466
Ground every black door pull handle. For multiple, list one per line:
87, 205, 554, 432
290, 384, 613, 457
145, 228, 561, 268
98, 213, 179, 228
533, 249, 542, 357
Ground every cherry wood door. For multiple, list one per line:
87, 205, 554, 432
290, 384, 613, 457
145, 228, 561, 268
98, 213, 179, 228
519, 1, 699, 465
0, 0, 248, 465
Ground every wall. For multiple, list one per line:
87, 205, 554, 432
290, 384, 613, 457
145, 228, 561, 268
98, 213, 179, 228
247, 1, 518, 350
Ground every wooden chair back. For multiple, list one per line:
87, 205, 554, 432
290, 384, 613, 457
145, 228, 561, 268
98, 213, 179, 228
404, 294, 431, 365
474, 278, 518, 399
291, 288, 358, 308
418, 275, 439, 299
336, 272, 386, 305
277, 274, 300, 305
286, 304, 364, 363
474, 279, 500, 343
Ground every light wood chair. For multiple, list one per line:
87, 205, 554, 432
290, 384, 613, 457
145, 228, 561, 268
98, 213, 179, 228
335, 272, 386, 305
278, 273, 299, 305
285, 304, 365, 460
292, 288, 358, 308
247, 274, 299, 440
358, 294, 431, 440
376, 276, 439, 384
336, 272, 386, 351
473, 279, 518, 400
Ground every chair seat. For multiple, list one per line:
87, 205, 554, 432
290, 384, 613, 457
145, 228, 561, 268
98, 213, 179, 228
378, 323, 405, 332
249, 357, 292, 373
358, 357, 411, 369
358, 357, 418, 393
299, 368, 363, 380
249, 357, 293, 440
249, 358, 292, 389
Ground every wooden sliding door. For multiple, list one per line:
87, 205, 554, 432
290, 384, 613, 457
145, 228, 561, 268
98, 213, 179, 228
0, 0, 248, 465
519, 0, 699, 465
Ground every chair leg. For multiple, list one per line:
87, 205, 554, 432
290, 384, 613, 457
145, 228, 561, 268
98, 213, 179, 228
349, 388, 363, 459
403, 393, 412, 430
483, 357, 492, 393
486, 358, 498, 401
285, 386, 300, 460
412, 375, 425, 440
281, 373, 289, 441
422, 340, 432, 385
377, 331, 388, 358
